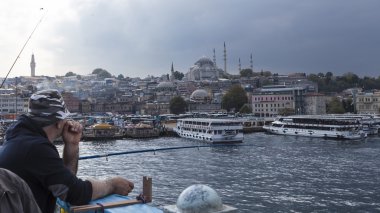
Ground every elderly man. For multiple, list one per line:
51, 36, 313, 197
0, 89, 134, 213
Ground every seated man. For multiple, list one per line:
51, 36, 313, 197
0, 89, 134, 213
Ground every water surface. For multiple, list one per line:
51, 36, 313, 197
57, 133, 380, 212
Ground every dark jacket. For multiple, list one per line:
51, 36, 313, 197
0, 168, 42, 213
0, 115, 92, 213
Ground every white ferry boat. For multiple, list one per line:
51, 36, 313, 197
327, 114, 380, 135
263, 115, 367, 140
174, 118, 244, 143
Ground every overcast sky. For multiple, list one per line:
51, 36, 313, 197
1, 0, 379, 78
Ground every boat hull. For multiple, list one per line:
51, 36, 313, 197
174, 128, 243, 143
263, 126, 366, 140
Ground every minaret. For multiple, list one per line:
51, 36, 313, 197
223, 42, 227, 74
213, 48, 216, 66
30, 54, 36, 77
238, 58, 241, 72
170, 62, 174, 81
250, 53, 253, 70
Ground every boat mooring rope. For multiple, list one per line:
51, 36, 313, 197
79, 144, 261, 160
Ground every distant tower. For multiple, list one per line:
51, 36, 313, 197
30, 54, 36, 77
223, 42, 227, 73
170, 62, 174, 81
213, 48, 216, 66
250, 53, 253, 70
238, 58, 241, 72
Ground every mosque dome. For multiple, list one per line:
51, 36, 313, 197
195, 56, 214, 67
190, 89, 210, 102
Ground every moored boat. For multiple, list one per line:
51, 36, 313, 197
124, 122, 160, 138
82, 123, 124, 141
173, 118, 244, 143
327, 114, 380, 135
263, 115, 367, 140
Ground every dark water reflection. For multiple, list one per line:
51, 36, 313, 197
56, 133, 380, 212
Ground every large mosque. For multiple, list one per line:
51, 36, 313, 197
183, 56, 225, 81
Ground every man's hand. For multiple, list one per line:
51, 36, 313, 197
61, 120, 82, 175
90, 177, 134, 200
109, 177, 134, 195
62, 120, 83, 145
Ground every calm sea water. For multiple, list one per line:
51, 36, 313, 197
57, 133, 380, 212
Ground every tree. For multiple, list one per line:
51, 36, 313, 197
326, 97, 345, 114
240, 68, 253, 78
325, 72, 333, 79
65, 71, 76, 77
342, 98, 354, 113
221, 85, 248, 113
92, 68, 112, 79
342, 72, 359, 85
117, 74, 124, 80
173, 71, 184, 80
262, 70, 272, 77
239, 104, 252, 114
169, 96, 187, 115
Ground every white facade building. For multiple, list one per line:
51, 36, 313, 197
0, 93, 28, 114
251, 85, 307, 117
355, 91, 380, 114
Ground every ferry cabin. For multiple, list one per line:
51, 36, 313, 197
82, 123, 124, 140
175, 118, 244, 143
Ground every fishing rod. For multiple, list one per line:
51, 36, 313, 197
79, 144, 262, 160
0, 8, 47, 88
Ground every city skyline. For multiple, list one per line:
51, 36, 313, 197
1, 0, 380, 78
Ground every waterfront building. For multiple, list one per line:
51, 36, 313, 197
176, 81, 197, 97
188, 89, 222, 113
304, 93, 326, 115
0, 90, 28, 115
143, 102, 170, 116
251, 85, 307, 117
93, 100, 105, 113
269, 73, 318, 92
80, 99, 92, 114
61, 91, 80, 113
104, 102, 133, 114
155, 82, 178, 103
355, 91, 380, 114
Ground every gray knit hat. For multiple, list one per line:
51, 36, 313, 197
27, 89, 70, 126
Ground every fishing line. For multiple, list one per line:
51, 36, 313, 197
79, 144, 264, 160
0, 8, 47, 88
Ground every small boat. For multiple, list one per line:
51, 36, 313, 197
263, 115, 367, 140
173, 118, 244, 143
124, 122, 160, 138
82, 123, 124, 141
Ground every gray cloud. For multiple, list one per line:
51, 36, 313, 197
43, 0, 380, 77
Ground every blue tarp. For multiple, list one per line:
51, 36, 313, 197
57, 194, 163, 213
